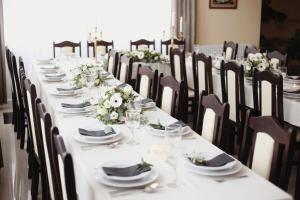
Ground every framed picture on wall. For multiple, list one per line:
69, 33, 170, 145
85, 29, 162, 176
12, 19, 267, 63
209, 0, 237, 9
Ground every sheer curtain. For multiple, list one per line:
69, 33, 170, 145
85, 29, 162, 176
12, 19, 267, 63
3, 0, 171, 71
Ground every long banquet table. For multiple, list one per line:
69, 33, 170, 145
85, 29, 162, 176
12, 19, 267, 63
29, 59, 292, 200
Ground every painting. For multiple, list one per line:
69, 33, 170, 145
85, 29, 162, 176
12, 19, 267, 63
209, 0, 237, 9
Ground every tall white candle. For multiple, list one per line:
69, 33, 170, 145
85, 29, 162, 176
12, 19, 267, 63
172, 12, 175, 26
179, 16, 183, 32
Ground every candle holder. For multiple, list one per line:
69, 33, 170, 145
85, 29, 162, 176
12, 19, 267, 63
171, 26, 176, 48
89, 27, 101, 64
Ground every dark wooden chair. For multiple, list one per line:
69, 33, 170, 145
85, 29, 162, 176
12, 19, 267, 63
23, 79, 49, 200
36, 100, 61, 200
130, 39, 155, 51
220, 61, 246, 153
53, 41, 81, 58
135, 65, 158, 100
156, 75, 185, 121
107, 50, 119, 77
117, 54, 133, 85
160, 39, 185, 55
0, 140, 3, 168
296, 152, 300, 200
170, 48, 190, 122
267, 50, 287, 67
192, 53, 214, 129
53, 130, 77, 200
244, 46, 260, 58
239, 110, 296, 191
223, 41, 238, 60
195, 92, 229, 150
87, 40, 114, 57
253, 69, 283, 125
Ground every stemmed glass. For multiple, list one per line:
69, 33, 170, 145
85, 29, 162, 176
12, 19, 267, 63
125, 110, 141, 145
164, 124, 182, 188
85, 70, 97, 99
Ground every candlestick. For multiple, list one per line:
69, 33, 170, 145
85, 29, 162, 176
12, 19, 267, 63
171, 26, 175, 48
172, 12, 175, 26
179, 16, 183, 32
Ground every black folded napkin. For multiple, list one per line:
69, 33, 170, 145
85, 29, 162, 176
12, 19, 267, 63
78, 127, 116, 137
188, 153, 234, 167
117, 83, 128, 88
45, 73, 66, 78
286, 75, 300, 80
101, 72, 111, 79
57, 86, 80, 91
169, 120, 187, 127
61, 102, 91, 108
137, 98, 153, 105
149, 120, 186, 130
102, 164, 151, 177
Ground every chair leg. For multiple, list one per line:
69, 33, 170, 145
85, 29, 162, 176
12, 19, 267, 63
31, 158, 39, 200
19, 114, 25, 149
295, 151, 300, 200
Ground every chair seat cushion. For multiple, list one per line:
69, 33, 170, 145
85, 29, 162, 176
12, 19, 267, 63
188, 88, 195, 98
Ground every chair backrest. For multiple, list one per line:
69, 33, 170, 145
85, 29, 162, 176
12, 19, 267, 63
244, 46, 260, 58
156, 75, 185, 120
223, 41, 238, 60
107, 50, 119, 77
160, 39, 185, 55
220, 61, 245, 124
53, 41, 81, 58
267, 50, 287, 67
36, 101, 61, 200
170, 48, 188, 85
117, 54, 133, 84
192, 52, 213, 96
11, 54, 23, 111
87, 40, 114, 57
135, 65, 158, 100
130, 39, 155, 51
253, 70, 283, 124
53, 130, 77, 200
240, 110, 296, 190
195, 92, 229, 148
19, 57, 26, 97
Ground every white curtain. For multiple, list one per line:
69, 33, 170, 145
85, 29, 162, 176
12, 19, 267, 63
3, 0, 171, 71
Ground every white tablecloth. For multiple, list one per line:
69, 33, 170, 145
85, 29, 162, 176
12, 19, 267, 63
29, 60, 292, 200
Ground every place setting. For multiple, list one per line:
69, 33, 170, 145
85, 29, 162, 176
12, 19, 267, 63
146, 120, 192, 137
283, 81, 300, 100
50, 84, 83, 97
58, 100, 96, 116
42, 71, 67, 82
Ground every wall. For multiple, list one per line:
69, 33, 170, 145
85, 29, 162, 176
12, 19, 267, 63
196, 0, 262, 47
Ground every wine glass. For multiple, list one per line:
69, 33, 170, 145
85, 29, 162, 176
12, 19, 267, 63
125, 110, 141, 145
164, 124, 182, 188
85, 70, 97, 99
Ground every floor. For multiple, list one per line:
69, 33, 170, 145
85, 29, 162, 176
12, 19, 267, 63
0, 103, 298, 199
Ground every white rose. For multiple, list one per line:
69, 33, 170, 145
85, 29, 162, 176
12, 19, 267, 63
97, 107, 108, 116
82, 65, 88, 71
137, 52, 144, 60
245, 64, 251, 71
103, 100, 111, 109
110, 111, 119, 120
255, 53, 262, 59
123, 85, 133, 96
109, 93, 123, 108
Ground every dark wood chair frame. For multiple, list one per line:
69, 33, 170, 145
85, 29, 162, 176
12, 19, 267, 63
53, 41, 81, 58
239, 110, 296, 191
223, 41, 238, 59
156, 75, 185, 121
195, 91, 229, 150
160, 39, 185, 55
135, 65, 158, 101
244, 46, 260, 58
267, 50, 288, 67
192, 52, 214, 129
24, 79, 49, 200
107, 50, 119, 77
53, 131, 77, 200
117, 54, 133, 85
87, 40, 114, 57
220, 61, 246, 153
170, 48, 189, 122
36, 101, 62, 200
253, 69, 284, 125
130, 39, 155, 51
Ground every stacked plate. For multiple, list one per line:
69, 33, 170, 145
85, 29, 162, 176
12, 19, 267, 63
37, 58, 54, 65
43, 72, 66, 82
95, 159, 159, 188
74, 125, 122, 144
146, 121, 192, 137
58, 101, 95, 114
283, 87, 300, 99
50, 85, 81, 96
184, 153, 243, 176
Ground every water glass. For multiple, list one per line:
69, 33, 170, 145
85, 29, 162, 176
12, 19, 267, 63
164, 124, 182, 188
125, 110, 141, 145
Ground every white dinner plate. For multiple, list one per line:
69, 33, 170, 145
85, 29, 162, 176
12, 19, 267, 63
100, 160, 153, 182
36, 58, 54, 65
58, 106, 95, 114
142, 102, 156, 109
50, 89, 80, 96
42, 77, 66, 82
184, 156, 238, 172
40, 65, 59, 69
147, 125, 192, 137
95, 168, 159, 188
185, 161, 243, 177
77, 126, 121, 140
74, 133, 122, 144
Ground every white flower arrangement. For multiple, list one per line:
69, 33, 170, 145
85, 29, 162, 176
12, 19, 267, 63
73, 64, 107, 87
120, 49, 170, 64
244, 53, 276, 77
96, 86, 136, 124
